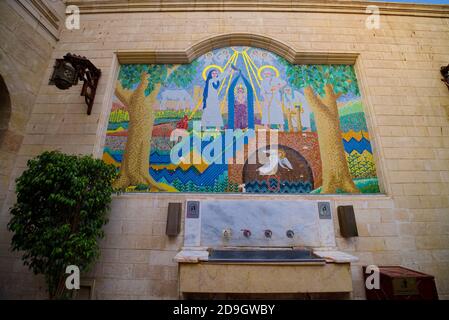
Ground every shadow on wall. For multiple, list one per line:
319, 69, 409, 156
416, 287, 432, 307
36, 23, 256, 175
0, 74, 11, 144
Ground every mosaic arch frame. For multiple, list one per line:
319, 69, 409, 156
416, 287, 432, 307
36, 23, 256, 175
100, 33, 385, 195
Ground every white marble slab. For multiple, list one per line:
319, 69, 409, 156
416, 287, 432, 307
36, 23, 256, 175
184, 216, 201, 247
174, 249, 209, 263
313, 250, 359, 263
189, 200, 335, 248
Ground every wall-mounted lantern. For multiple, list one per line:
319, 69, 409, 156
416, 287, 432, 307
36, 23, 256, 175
49, 53, 101, 115
441, 64, 449, 91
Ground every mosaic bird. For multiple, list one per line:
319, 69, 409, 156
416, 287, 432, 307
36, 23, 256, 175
257, 149, 293, 176
278, 150, 293, 171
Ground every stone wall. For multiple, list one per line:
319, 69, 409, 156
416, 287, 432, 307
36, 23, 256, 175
0, 0, 66, 298
0, 2, 448, 299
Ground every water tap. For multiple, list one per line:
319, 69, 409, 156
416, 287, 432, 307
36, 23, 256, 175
241, 229, 251, 238
264, 229, 272, 238
222, 228, 232, 239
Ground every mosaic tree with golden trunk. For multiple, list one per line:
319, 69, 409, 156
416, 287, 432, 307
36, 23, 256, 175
284, 63, 360, 193
113, 63, 197, 191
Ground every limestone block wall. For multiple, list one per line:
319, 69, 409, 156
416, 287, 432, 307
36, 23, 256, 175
0, 0, 65, 287
0, 3, 448, 299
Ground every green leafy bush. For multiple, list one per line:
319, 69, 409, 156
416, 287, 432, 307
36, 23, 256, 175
7, 151, 117, 299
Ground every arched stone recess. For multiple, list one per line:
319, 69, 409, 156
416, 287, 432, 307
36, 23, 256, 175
103, 33, 379, 194
0, 48, 36, 136
0, 47, 37, 213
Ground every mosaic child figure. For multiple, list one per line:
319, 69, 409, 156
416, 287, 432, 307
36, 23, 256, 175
234, 84, 248, 129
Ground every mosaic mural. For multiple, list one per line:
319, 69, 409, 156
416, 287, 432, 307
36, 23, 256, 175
102, 46, 380, 194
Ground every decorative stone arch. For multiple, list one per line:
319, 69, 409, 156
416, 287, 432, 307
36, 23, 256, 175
98, 32, 358, 157
0, 47, 35, 136
116, 33, 358, 65
0, 47, 36, 212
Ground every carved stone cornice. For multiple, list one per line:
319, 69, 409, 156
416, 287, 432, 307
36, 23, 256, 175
116, 32, 359, 64
10, 0, 63, 41
66, 0, 449, 18
29, 0, 60, 29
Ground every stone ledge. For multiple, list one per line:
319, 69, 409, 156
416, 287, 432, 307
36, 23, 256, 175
179, 262, 353, 293
66, 0, 449, 18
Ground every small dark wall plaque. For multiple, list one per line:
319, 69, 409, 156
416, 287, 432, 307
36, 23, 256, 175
318, 202, 331, 219
337, 205, 358, 237
186, 201, 200, 219
392, 278, 418, 296
166, 203, 181, 236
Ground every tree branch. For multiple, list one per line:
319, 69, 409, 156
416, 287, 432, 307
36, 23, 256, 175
304, 86, 328, 114
135, 72, 149, 97
144, 83, 162, 107
115, 82, 132, 106
321, 84, 339, 117
166, 65, 180, 78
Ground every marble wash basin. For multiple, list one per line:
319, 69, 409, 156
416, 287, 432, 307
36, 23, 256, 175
207, 249, 326, 263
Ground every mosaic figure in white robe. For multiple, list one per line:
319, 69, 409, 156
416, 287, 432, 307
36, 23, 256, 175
261, 69, 286, 129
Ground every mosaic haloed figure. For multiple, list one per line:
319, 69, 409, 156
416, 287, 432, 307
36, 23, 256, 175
201, 67, 232, 130
260, 67, 287, 130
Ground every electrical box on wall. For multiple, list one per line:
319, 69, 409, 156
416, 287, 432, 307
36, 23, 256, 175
337, 205, 358, 238
166, 203, 182, 236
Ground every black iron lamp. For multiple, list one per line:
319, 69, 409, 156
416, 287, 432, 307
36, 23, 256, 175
49, 53, 101, 115
441, 64, 449, 91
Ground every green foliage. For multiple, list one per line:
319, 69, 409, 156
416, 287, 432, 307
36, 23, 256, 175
347, 151, 377, 179
310, 113, 317, 132
167, 61, 199, 88
355, 178, 380, 193
338, 100, 363, 117
109, 109, 129, 123
339, 112, 368, 132
155, 109, 202, 120
310, 178, 380, 194
7, 151, 117, 299
280, 61, 360, 96
135, 183, 149, 191
310, 111, 368, 132
118, 64, 169, 96
118, 62, 198, 97
226, 182, 240, 193
171, 174, 233, 193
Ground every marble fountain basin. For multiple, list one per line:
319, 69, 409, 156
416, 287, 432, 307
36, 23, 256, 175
207, 249, 326, 264
176, 248, 355, 294
178, 200, 358, 294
